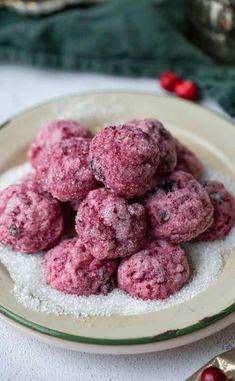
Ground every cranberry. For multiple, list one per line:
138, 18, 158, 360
159, 71, 180, 92
200, 366, 228, 381
174, 80, 199, 101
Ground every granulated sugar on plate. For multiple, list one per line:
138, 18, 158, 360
0, 162, 235, 317
40, 95, 125, 134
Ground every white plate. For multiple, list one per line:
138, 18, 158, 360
0, 91, 235, 354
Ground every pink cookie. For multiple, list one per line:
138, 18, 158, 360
28, 119, 93, 168
197, 180, 235, 241
144, 171, 214, 243
75, 188, 146, 260
127, 118, 177, 176
21, 173, 49, 195
175, 139, 203, 179
0, 183, 64, 253
42, 238, 117, 296
22, 174, 73, 223
118, 239, 190, 300
36, 137, 98, 202
89, 125, 160, 198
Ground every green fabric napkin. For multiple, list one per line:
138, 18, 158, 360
0, 0, 234, 116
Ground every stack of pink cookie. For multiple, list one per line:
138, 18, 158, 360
0, 118, 234, 301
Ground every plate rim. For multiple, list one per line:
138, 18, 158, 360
0, 89, 234, 130
1, 302, 235, 346
0, 90, 235, 348
1, 309, 235, 354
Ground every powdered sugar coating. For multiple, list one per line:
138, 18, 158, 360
175, 139, 203, 179
127, 118, 177, 177
75, 188, 146, 259
21, 174, 73, 222
28, 119, 93, 168
89, 125, 160, 197
36, 137, 98, 201
144, 171, 214, 243
21, 173, 51, 196
197, 180, 235, 241
42, 238, 117, 296
0, 183, 64, 253
118, 240, 190, 300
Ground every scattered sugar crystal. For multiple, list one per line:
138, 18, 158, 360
0, 162, 235, 317
41, 95, 124, 133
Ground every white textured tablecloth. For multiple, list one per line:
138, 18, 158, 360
0, 65, 234, 381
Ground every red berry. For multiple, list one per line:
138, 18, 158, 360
174, 80, 199, 101
159, 71, 180, 92
200, 366, 228, 381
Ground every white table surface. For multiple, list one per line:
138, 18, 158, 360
0, 64, 235, 381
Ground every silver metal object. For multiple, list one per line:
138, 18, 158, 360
188, 0, 235, 63
0, 0, 108, 15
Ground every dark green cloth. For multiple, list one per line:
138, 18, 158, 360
0, 0, 234, 116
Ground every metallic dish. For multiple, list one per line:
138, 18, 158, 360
188, 0, 235, 63
187, 348, 235, 380
0, 0, 107, 15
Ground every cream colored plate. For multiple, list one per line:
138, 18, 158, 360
0, 91, 235, 354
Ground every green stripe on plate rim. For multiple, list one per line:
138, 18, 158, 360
1, 303, 235, 346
